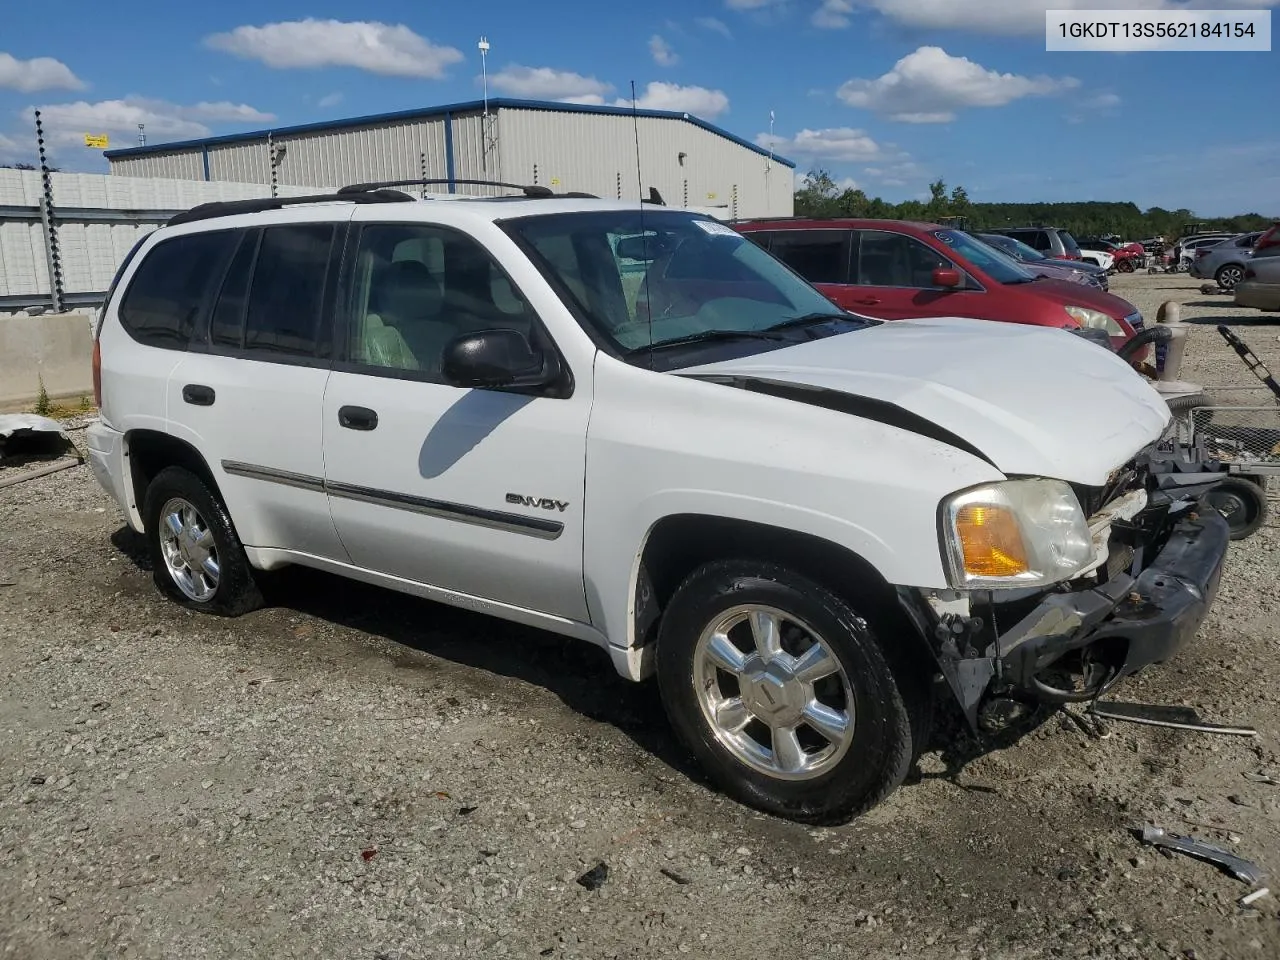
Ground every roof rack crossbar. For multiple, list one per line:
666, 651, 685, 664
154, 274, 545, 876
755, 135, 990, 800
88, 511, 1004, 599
338, 178, 596, 199
165, 189, 414, 227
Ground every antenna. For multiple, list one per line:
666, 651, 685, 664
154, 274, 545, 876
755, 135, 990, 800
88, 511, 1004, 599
478, 36, 491, 173
630, 80, 654, 366
765, 110, 774, 202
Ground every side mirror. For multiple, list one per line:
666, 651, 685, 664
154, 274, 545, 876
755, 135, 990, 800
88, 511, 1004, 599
932, 267, 963, 289
442, 329, 555, 389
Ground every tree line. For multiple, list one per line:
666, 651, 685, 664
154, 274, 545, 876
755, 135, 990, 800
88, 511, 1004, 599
794, 168, 1274, 240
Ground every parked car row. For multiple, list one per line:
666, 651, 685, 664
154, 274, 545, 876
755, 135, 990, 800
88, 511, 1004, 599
733, 217, 1145, 352
976, 232, 1110, 291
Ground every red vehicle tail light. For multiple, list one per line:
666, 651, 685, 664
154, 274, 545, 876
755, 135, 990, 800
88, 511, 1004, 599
92, 340, 102, 408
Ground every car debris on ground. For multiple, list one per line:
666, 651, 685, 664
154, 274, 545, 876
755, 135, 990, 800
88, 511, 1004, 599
1137, 825, 1265, 885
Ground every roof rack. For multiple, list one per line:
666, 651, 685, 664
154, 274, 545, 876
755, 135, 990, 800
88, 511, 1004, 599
165, 189, 414, 227
338, 178, 599, 199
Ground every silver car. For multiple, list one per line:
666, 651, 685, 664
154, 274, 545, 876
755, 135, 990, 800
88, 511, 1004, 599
1189, 231, 1265, 289
1234, 251, 1280, 311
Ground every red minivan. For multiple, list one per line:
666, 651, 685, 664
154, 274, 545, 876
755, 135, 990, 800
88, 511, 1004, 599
734, 218, 1145, 350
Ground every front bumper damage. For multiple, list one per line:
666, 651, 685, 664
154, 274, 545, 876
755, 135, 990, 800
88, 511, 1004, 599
900, 500, 1230, 731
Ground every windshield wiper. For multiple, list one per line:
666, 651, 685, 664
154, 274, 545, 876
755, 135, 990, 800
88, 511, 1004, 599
764, 311, 878, 333
625, 328, 793, 355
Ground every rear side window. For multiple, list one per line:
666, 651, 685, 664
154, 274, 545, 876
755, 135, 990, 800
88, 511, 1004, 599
118, 231, 239, 349
209, 230, 258, 349
763, 231, 851, 284
243, 224, 336, 357
1056, 230, 1082, 255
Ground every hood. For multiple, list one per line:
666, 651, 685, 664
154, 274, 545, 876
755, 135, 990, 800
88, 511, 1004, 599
681, 316, 1170, 487
1028, 261, 1090, 284
1021, 277, 1138, 320
1046, 257, 1106, 276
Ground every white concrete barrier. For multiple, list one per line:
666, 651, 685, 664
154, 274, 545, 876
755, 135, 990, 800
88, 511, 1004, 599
0, 311, 95, 408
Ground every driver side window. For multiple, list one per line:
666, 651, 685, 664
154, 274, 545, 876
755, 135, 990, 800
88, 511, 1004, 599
345, 224, 537, 381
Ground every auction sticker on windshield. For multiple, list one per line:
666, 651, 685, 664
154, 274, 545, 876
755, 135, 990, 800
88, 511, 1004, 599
1046, 9, 1270, 51
692, 219, 740, 238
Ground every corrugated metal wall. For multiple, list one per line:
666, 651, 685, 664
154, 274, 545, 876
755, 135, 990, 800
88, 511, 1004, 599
103, 151, 205, 182
106, 108, 793, 215
498, 110, 793, 217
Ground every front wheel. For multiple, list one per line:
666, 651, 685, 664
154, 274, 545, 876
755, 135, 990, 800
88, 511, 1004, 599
143, 466, 263, 615
1117, 258, 1135, 273
656, 560, 926, 823
1215, 263, 1245, 290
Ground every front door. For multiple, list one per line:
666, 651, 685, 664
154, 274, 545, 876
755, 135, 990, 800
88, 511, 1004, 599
321, 219, 591, 622
849, 228, 980, 320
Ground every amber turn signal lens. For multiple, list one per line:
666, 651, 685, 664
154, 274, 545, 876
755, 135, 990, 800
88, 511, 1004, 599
954, 504, 1028, 578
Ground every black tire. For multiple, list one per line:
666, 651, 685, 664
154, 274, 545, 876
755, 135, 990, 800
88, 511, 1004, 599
1164, 392, 1208, 417
1215, 263, 1245, 290
1204, 477, 1268, 541
1117, 258, 1135, 273
655, 560, 926, 824
143, 465, 263, 615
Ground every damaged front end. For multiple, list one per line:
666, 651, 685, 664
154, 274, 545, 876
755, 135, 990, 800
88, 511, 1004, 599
899, 453, 1231, 732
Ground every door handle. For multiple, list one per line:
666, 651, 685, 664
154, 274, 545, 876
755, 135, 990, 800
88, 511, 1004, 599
853, 297, 881, 306
182, 384, 215, 406
338, 405, 378, 431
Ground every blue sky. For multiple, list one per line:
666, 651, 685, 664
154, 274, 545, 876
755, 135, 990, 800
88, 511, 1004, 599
1, 1, 1277, 215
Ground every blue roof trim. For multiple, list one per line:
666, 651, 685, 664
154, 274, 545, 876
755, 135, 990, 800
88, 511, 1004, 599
102, 97, 796, 169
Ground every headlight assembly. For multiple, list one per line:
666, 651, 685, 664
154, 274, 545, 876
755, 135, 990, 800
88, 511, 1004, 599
940, 479, 1093, 588
1065, 305, 1125, 337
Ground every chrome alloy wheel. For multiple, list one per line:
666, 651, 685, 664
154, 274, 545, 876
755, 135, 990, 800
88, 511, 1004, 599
158, 497, 220, 602
692, 604, 855, 781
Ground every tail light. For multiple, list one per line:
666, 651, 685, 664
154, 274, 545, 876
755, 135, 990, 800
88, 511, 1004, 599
92, 340, 102, 408
1255, 227, 1279, 253
1195, 247, 1212, 258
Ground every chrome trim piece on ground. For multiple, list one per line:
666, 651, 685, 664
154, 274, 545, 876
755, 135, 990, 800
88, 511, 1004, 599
220, 460, 563, 540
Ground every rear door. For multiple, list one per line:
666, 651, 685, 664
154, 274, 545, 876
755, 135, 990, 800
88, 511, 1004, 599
752, 229, 852, 307
848, 228, 982, 320
165, 212, 348, 560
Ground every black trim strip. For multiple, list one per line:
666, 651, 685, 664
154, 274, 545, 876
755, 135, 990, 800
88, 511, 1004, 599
684, 375, 997, 467
220, 460, 563, 540
222, 460, 326, 493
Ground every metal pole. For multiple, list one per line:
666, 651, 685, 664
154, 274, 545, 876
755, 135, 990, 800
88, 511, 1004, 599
267, 133, 277, 198
34, 110, 64, 313
420, 151, 427, 198
478, 37, 491, 174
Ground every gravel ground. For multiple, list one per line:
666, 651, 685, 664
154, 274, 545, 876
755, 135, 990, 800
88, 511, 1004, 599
2, 273, 1278, 960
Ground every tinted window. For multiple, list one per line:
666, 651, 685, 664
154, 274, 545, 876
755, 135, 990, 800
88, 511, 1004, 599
934, 230, 1034, 284
856, 230, 950, 288
209, 230, 257, 349
244, 224, 335, 357
1056, 230, 1082, 255
118, 231, 238, 348
762, 231, 850, 284
345, 224, 538, 379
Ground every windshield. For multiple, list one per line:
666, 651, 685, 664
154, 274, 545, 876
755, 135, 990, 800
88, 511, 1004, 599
932, 229, 1037, 284
503, 210, 849, 356
980, 233, 1047, 263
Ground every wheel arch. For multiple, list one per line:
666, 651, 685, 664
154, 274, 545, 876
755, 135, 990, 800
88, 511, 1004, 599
629, 513, 935, 682
124, 429, 224, 529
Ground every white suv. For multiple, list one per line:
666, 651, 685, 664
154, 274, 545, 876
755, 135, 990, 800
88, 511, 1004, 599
86, 183, 1230, 823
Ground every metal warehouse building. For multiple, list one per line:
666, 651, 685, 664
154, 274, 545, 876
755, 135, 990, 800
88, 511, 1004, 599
105, 98, 795, 219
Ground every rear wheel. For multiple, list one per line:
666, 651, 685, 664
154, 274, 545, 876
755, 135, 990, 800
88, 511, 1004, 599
656, 560, 926, 824
143, 466, 263, 615
1204, 477, 1268, 541
1215, 263, 1245, 290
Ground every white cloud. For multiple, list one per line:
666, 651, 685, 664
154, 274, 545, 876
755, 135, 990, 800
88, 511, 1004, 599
0, 132, 24, 162
32, 98, 276, 148
755, 127, 894, 163
649, 35, 679, 66
559, 94, 607, 105
618, 82, 730, 118
317, 92, 343, 109
0, 53, 85, 93
854, 0, 1279, 37
489, 64, 614, 101
725, 0, 784, 8
837, 46, 1077, 122
1088, 92, 1122, 108
696, 16, 734, 37
205, 19, 464, 79
834, 176, 860, 191
813, 1, 856, 28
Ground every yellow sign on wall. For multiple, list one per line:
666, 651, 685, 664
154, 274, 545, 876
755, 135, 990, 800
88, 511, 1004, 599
706, 192, 717, 200
84, 134, 109, 149
549, 177, 561, 186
